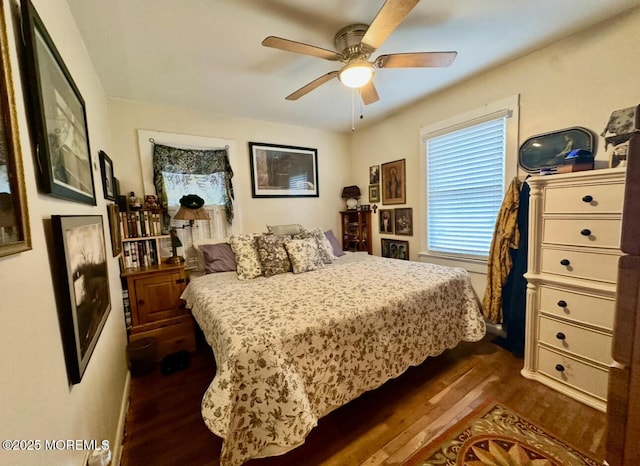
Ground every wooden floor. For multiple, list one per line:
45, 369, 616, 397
120, 336, 607, 465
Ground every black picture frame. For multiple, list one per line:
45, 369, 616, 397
21, 0, 96, 205
519, 127, 594, 172
0, 3, 31, 257
107, 204, 122, 257
51, 215, 111, 384
248, 142, 318, 198
99, 150, 115, 201
381, 238, 409, 260
394, 207, 413, 236
369, 184, 380, 203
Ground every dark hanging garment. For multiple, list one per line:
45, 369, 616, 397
494, 177, 530, 357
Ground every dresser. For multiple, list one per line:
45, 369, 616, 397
522, 168, 626, 412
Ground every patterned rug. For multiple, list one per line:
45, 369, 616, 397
405, 403, 601, 465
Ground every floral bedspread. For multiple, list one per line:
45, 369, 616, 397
181, 253, 485, 466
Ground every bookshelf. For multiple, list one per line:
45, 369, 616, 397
120, 209, 171, 269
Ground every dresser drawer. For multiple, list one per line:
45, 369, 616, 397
537, 346, 609, 400
542, 218, 621, 249
541, 247, 619, 283
539, 285, 614, 330
538, 316, 612, 365
543, 182, 624, 214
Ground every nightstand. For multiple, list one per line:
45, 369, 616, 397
122, 263, 196, 360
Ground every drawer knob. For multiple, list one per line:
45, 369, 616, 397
582, 195, 593, 203
557, 300, 567, 308
560, 259, 571, 266
555, 364, 565, 372
580, 228, 592, 236
556, 332, 566, 340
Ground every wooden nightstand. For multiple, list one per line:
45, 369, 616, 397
122, 263, 196, 360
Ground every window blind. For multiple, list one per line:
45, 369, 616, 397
426, 116, 506, 259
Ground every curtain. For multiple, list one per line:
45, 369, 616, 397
152, 143, 234, 224
481, 177, 522, 323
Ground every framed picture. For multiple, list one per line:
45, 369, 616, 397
394, 207, 413, 236
0, 5, 31, 257
248, 142, 318, 198
381, 159, 406, 205
51, 215, 111, 384
21, 0, 96, 205
107, 204, 122, 257
381, 238, 409, 260
379, 209, 394, 234
519, 127, 594, 172
369, 165, 380, 184
369, 184, 380, 203
99, 151, 116, 201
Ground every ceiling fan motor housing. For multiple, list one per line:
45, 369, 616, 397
334, 24, 372, 60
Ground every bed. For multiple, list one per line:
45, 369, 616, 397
181, 249, 485, 466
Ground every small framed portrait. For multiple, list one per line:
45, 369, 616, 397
369, 184, 380, 203
99, 151, 116, 201
381, 159, 406, 205
369, 165, 380, 184
394, 207, 413, 236
379, 209, 394, 234
381, 238, 409, 260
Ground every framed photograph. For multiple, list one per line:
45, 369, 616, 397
381, 159, 406, 205
51, 215, 111, 384
99, 151, 115, 201
394, 207, 413, 236
107, 204, 122, 257
21, 0, 96, 205
379, 209, 394, 234
381, 238, 409, 260
368, 184, 380, 203
0, 6, 31, 257
369, 165, 380, 184
249, 142, 318, 198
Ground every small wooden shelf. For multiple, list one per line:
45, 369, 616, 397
340, 210, 372, 254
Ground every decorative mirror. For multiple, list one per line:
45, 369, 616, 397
519, 127, 594, 173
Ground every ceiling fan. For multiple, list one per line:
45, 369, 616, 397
262, 0, 457, 105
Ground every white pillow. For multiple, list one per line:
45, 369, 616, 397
192, 238, 229, 271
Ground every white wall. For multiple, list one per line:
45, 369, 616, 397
0, 1, 128, 464
349, 7, 640, 294
107, 99, 351, 234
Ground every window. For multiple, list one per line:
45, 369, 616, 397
420, 96, 519, 262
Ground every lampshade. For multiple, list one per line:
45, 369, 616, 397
341, 185, 361, 199
173, 206, 209, 221
339, 61, 374, 89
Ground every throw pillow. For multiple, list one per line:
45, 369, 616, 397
266, 224, 304, 236
295, 227, 335, 264
284, 238, 324, 274
324, 229, 345, 257
256, 234, 292, 277
229, 234, 263, 280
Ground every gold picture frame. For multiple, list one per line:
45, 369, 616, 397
0, 3, 31, 257
381, 159, 406, 205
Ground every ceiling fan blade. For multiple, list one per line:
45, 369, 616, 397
360, 81, 379, 105
262, 36, 340, 61
375, 51, 457, 68
361, 0, 420, 51
286, 71, 339, 100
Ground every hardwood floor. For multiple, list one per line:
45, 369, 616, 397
120, 335, 606, 465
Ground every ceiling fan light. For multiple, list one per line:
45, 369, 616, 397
339, 61, 374, 88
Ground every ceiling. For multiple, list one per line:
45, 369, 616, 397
66, 0, 640, 133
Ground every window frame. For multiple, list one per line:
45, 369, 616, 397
419, 95, 519, 266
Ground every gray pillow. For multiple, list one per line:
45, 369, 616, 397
324, 229, 345, 257
266, 224, 304, 236
199, 243, 237, 273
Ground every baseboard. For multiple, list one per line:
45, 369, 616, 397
112, 371, 131, 466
